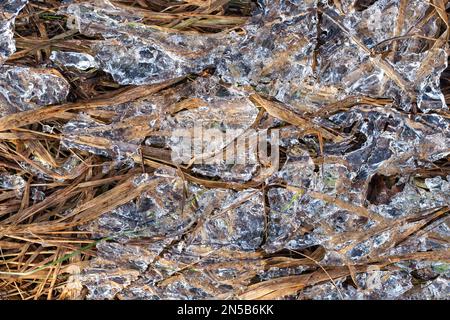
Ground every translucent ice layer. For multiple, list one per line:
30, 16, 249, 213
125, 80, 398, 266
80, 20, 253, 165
52, 0, 449, 300
0, 0, 28, 63
62, 76, 261, 182
62, 0, 448, 112
62, 0, 222, 85
0, 65, 70, 116
80, 168, 266, 299
0, 173, 25, 190
50, 51, 98, 71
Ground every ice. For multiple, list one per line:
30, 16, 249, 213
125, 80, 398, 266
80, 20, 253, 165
63, 0, 221, 85
50, 51, 98, 71
0, 65, 70, 116
0, 0, 28, 63
317, 0, 446, 112
71, 0, 450, 298
165, 78, 260, 181
370, 177, 450, 219
61, 88, 166, 160
188, 188, 265, 250
0, 173, 25, 190
261, 106, 449, 261
297, 270, 413, 300
59, 0, 449, 114
62, 76, 261, 181
1, 0, 445, 300
403, 276, 449, 300
80, 167, 267, 299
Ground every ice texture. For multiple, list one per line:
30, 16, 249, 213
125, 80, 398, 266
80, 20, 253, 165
62, 76, 262, 182
80, 167, 266, 299
0, 0, 28, 63
60, 76, 181, 159
297, 270, 414, 300
63, 0, 221, 85
50, 0, 450, 300
403, 276, 450, 300
50, 51, 98, 71
0, 173, 25, 190
63, 0, 448, 112
0, 65, 70, 116
261, 105, 450, 263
